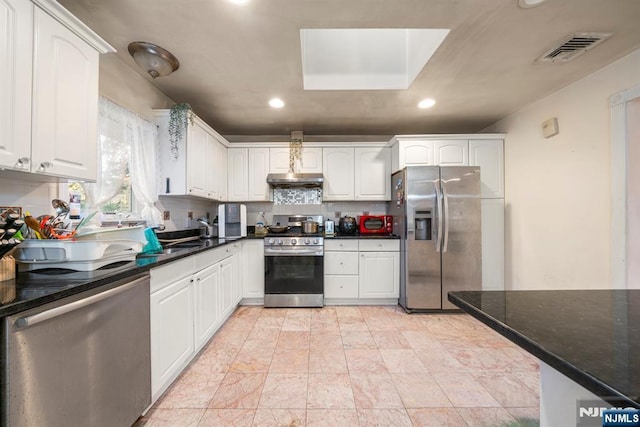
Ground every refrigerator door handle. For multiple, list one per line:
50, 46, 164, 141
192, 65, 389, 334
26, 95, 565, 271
442, 181, 450, 253
435, 179, 443, 252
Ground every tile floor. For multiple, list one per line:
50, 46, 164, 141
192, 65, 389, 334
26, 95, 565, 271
138, 306, 540, 426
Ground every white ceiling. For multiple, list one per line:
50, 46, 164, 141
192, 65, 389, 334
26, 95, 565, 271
58, 0, 640, 138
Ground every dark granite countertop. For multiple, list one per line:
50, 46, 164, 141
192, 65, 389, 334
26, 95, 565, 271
247, 233, 399, 239
0, 237, 242, 318
448, 290, 640, 409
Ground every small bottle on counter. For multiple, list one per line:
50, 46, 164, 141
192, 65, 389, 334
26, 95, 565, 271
255, 211, 267, 236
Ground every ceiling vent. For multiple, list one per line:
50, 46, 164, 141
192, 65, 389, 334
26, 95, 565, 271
538, 32, 612, 62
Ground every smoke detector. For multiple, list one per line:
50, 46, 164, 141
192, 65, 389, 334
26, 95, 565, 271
538, 32, 613, 62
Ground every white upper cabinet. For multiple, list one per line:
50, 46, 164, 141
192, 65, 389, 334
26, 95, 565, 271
323, 147, 354, 200
227, 148, 249, 201
354, 147, 391, 200
433, 140, 468, 166
155, 111, 229, 201
393, 140, 435, 171
469, 139, 504, 198
0, 0, 32, 170
247, 147, 270, 201
1, 0, 113, 181
269, 147, 322, 173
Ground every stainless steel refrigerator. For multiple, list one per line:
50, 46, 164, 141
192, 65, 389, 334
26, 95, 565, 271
391, 166, 482, 311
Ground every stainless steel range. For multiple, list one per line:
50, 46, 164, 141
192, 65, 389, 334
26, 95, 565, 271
264, 215, 324, 308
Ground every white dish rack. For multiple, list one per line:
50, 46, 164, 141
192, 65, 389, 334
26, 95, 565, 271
14, 240, 144, 271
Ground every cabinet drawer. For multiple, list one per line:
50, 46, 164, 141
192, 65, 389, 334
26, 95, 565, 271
325, 239, 358, 251
324, 251, 359, 275
150, 257, 195, 293
324, 275, 359, 298
358, 239, 400, 252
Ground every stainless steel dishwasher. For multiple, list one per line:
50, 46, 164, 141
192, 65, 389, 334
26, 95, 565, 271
3, 273, 151, 427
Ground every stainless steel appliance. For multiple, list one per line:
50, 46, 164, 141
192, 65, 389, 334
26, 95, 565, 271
218, 203, 247, 238
391, 166, 482, 311
264, 215, 324, 307
4, 273, 151, 427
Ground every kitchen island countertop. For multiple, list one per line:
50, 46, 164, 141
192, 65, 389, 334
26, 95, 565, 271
448, 289, 640, 409
0, 237, 242, 317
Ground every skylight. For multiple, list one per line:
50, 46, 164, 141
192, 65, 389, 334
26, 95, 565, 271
300, 28, 449, 91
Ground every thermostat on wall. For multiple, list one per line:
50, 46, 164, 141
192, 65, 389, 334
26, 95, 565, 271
542, 117, 559, 138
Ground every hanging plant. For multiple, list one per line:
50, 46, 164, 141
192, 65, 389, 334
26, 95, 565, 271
168, 103, 194, 160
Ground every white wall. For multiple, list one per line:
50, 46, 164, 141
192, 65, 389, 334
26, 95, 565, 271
487, 49, 640, 290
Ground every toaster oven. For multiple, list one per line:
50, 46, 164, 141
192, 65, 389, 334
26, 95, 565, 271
358, 215, 393, 235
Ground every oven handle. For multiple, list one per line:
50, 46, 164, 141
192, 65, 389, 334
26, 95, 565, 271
265, 249, 323, 256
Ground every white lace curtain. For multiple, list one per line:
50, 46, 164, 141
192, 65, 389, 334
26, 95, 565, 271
84, 96, 163, 226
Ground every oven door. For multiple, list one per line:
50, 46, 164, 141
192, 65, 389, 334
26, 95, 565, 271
264, 254, 323, 295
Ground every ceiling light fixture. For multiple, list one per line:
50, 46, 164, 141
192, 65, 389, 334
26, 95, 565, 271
229, 0, 249, 4
418, 98, 436, 109
127, 41, 180, 79
269, 98, 285, 108
518, 0, 546, 8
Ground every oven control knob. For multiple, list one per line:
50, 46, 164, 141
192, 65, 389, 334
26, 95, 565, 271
277, 239, 283, 245
291, 239, 297, 245
268, 238, 275, 244
304, 238, 310, 245
313, 239, 319, 244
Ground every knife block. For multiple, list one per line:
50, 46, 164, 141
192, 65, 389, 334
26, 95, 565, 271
0, 255, 15, 281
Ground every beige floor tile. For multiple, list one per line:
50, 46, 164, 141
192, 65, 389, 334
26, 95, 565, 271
406, 408, 468, 427
391, 373, 452, 408
143, 408, 205, 426
310, 306, 337, 318
341, 330, 377, 350
338, 317, 369, 331
259, 374, 308, 409
309, 331, 343, 349
457, 407, 518, 427
514, 370, 541, 393
344, 349, 388, 373
379, 349, 428, 373
209, 373, 266, 409
276, 331, 311, 349
334, 306, 363, 318
356, 408, 413, 426
229, 347, 274, 373
306, 409, 359, 426
449, 346, 515, 372
474, 373, 540, 408
260, 308, 288, 317
433, 372, 501, 408
400, 330, 442, 349
350, 373, 404, 409
245, 328, 280, 345
282, 316, 312, 331
253, 316, 285, 330
155, 370, 225, 409
310, 316, 340, 332
286, 308, 313, 318
414, 345, 468, 374
269, 348, 310, 373
506, 407, 541, 425
252, 409, 306, 426
198, 409, 255, 426
309, 347, 349, 374
233, 306, 263, 318
307, 373, 356, 409
370, 331, 411, 349
364, 315, 400, 331
189, 347, 239, 375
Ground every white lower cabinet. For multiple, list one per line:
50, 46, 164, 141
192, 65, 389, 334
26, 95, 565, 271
242, 240, 265, 300
481, 199, 505, 291
324, 239, 399, 302
150, 245, 241, 403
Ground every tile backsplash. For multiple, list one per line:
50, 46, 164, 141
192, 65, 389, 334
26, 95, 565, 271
0, 178, 59, 217
273, 188, 322, 205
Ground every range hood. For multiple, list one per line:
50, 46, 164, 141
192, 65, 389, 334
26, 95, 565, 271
266, 172, 324, 188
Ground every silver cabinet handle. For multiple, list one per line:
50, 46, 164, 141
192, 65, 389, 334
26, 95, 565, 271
36, 161, 53, 173
14, 275, 149, 328
14, 157, 30, 168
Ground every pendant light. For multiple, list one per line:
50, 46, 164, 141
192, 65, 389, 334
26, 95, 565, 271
127, 41, 180, 79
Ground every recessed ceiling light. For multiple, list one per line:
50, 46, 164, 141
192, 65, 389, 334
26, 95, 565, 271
229, 0, 249, 4
269, 98, 285, 108
418, 98, 436, 109
518, 0, 545, 8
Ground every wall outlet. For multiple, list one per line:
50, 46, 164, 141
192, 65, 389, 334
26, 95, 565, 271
335, 211, 341, 218
163, 211, 170, 220
187, 211, 193, 220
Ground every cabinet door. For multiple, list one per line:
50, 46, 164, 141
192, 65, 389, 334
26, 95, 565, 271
248, 147, 270, 201
150, 275, 194, 400
232, 243, 243, 304
205, 134, 218, 199
324, 251, 359, 275
0, 0, 32, 170
323, 147, 354, 200
219, 257, 235, 318
354, 147, 391, 200
469, 139, 504, 198
216, 141, 228, 201
299, 147, 323, 173
32, 8, 98, 180
186, 123, 207, 197
359, 252, 399, 298
269, 147, 291, 173
194, 264, 220, 351
242, 240, 264, 299
398, 141, 434, 167
324, 275, 359, 298
227, 148, 249, 201
434, 140, 468, 166
270, 147, 322, 173
481, 199, 505, 291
